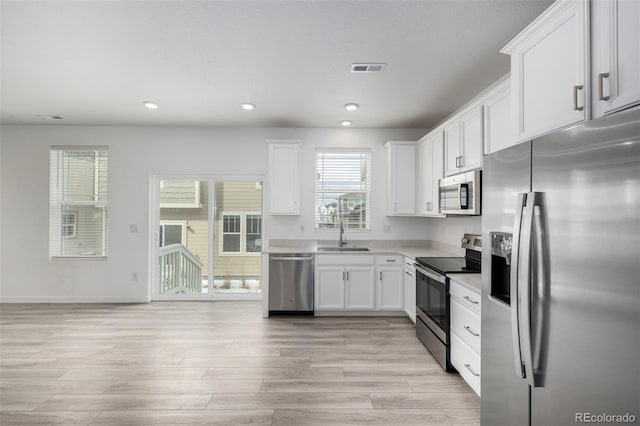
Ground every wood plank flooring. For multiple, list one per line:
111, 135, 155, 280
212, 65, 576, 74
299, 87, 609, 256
0, 302, 479, 425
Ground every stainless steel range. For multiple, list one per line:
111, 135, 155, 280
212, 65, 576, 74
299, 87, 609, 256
414, 234, 481, 371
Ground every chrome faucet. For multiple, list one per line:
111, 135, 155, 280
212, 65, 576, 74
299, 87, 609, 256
339, 221, 347, 246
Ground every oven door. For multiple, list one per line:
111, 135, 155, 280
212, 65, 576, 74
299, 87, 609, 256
415, 263, 449, 343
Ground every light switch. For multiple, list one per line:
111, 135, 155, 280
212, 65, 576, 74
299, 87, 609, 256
130, 224, 139, 233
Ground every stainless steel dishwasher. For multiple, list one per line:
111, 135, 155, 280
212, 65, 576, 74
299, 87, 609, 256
268, 254, 314, 314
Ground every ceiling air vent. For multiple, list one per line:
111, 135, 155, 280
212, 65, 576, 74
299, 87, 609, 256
351, 63, 386, 73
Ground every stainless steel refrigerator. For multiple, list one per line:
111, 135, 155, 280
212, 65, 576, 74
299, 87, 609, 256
481, 107, 640, 425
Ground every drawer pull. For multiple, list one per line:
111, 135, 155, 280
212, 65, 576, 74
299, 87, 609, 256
463, 295, 479, 304
405, 271, 414, 277
464, 363, 480, 377
464, 325, 479, 337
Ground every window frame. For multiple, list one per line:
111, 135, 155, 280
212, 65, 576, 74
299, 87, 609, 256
49, 146, 109, 259
314, 148, 372, 232
219, 211, 262, 256
159, 221, 187, 247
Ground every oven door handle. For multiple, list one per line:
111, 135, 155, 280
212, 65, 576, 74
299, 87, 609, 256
414, 264, 446, 284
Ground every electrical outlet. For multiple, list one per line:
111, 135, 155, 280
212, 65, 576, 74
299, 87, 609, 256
299, 224, 305, 232
132, 272, 138, 281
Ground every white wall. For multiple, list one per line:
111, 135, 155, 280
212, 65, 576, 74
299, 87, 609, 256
424, 216, 482, 247
0, 125, 428, 302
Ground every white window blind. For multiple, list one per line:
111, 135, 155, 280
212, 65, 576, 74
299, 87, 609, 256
315, 149, 371, 230
50, 147, 108, 257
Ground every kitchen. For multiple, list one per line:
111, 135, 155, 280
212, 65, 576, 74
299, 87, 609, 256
1, 0, 639, 425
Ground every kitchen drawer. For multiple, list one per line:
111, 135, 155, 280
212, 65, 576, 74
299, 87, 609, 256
451, 332, 481, 396
315, 255, 375, 266
449, 281, 481, 315
450, 298, 481, 354
376, 255, 403, 266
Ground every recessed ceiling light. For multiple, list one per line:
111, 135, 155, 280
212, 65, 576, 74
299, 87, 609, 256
37, 115, 64, 120
344, 103, 359, 111
143, 101, 159, 110
340, 120, 353, 127
241, 103, 256, 111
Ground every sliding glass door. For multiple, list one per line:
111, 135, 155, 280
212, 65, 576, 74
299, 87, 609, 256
153, 177, 263, 300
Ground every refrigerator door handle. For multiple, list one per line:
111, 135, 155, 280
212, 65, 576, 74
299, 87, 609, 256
519, 192, 536, 387
510, 193, 526, 379
530, 196, 550, 388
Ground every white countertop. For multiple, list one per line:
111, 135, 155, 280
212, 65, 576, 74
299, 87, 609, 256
448, 273, 482, 294
264, 239, 464, 260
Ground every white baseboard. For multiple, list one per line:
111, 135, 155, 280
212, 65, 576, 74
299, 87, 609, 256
313, 310, 407, 317
0, 296, 150, 304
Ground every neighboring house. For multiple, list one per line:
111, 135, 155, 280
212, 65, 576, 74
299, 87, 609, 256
159, 180, 262, 289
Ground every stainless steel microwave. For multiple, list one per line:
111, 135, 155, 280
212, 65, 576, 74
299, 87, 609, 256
439, 170, 481, 215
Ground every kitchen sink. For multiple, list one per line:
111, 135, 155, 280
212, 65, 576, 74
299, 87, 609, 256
316, 247, 370, 252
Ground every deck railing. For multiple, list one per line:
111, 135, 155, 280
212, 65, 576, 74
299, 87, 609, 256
159, 244, 203, 294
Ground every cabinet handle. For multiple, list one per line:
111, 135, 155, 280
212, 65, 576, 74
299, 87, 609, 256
464, 363, 480, 377
573, 85, 584, 111
342, 270, 346, 281
458, 156, 464, 168
393, 202, 397, 212
463, 295, 479, 305
346, 271, 349, 281
455, 157, 460, 168
464, 325, 480, 337
405, 271, 414, 277
379, 271, 383, 281
598, 73, 610, 101
386, 259, 396, 263
427, 201, 432, 211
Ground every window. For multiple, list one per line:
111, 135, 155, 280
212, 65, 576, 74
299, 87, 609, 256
49, 147, 108, 257
315, 149, 371, 230
62, 212, 77, 238
246, 214, 262, 252
220, 213, 262, 255
159, 222, 185, 247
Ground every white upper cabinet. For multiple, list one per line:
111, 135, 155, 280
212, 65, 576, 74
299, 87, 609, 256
385, 141, 417, 216
266, 140, 301, 215
501, 0, 589, 143
592, 0, 640, 117
444, 105, 483, 177
418, 130, 444, 217
483, 78, 513, 154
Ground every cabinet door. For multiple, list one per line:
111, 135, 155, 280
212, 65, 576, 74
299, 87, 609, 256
506, 0, 587, 142
418, 138, 433, 216
592, 0, 640, 117
387, 143, 416, 215
483, 82, 513, 154
267, 142, 300, 215
459, 106, 483, 172
345, 267, 375, 310
403, 263, 416, 323
314, 266, 345, 310
443, 120, 461, 177
431, 133, 444, 215
376, 267, 404, 310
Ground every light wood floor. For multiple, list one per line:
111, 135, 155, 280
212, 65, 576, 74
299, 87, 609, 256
0, 302, 479, 425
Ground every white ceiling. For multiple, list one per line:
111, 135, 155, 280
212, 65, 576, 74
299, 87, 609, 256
1, 0, 552, 129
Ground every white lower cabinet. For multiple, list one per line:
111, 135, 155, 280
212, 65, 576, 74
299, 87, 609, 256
314, 254, 404, 313
314, 255, 375, 312
450, 280, 481, 396
404, 258, 416, 323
